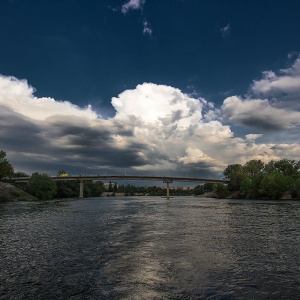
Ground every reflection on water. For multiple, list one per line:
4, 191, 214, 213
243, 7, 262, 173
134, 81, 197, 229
1, 197, 300, 299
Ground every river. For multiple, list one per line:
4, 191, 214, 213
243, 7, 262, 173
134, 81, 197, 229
1, 197, 300, 299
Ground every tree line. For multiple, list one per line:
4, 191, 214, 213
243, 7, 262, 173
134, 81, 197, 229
224, 159, 300, 199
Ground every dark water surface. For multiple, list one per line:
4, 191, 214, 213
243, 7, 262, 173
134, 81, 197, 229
1, 197, 300, 299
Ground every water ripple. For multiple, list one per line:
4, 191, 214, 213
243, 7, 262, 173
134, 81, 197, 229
1, 198, 300, 299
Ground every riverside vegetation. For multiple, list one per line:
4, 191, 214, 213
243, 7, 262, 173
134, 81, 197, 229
1, 149, 300, 201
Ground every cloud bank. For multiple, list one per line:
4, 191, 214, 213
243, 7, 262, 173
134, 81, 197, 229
221, 55, 300, 131
221, 96, 300, 130
1, 64, 300, 177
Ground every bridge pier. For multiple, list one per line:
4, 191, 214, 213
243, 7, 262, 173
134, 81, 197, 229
163, 179, 173, 200
79, 180, 84, 198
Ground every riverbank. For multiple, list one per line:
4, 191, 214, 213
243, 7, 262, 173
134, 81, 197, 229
195, 190, 299, 200
0, 181, 36, 202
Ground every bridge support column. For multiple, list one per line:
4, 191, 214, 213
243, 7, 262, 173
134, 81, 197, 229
79, 180, 84, 198
163, 179, 173, 200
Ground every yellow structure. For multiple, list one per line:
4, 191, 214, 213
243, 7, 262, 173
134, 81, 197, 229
59, 173, 69, 177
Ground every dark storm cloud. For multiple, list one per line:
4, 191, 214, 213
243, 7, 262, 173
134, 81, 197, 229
0, 105, 46, 152
236, 117, 288, 131
0, 105, 151, 174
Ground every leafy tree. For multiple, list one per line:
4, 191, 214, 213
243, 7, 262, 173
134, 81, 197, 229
117, 184, 125, 193
273, 159, 300, 178
223, 164, 245, 191
84, 180, 105, 197
83, 180, 93, 197
203, 183, 214, 192
124, 184, 136, 196
243, 160, 265, 177
264, 160, 276, 174
114, 183, 118, 192
213, 183, 229, 199
223, 164, 243, 179
228, 171, 246, 191
240, 175, 263, 199
193, 185, 205, 195
27, 173, 57, 200
108, 181, 113, 192
94, 181, 105, 195
295, 178, 300, 198
0, 150, 14, 179
264, 159, 300, 178
259, 172, 294, 199
56, 180, 78, 198
135, 186, 147, 195
12, 171, 30, 178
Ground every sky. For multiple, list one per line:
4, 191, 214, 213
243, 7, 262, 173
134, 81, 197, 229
1, 0, 300, 179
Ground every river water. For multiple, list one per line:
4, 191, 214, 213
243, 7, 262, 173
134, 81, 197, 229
1, 197, 300, 299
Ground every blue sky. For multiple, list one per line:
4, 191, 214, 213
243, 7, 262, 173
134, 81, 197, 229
1, 0, 300, 178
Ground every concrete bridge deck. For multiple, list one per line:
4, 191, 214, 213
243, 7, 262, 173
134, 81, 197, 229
50, 175, 228, 183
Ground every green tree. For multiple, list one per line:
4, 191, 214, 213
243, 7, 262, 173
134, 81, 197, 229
295, 178, 300, 198
273, 159, 300, 178
223, 164, 243, 179
240, 175, 263, 199
213, 183, 229, 199
203, 183, 214, 192
113, 183, 118, 192
83, 180, 105, 197
12, 171, 29, 178
193, 185, 204, 195
243, 160, 265, 177
264, 159, 300, 178
108, 181, 113, 192
56, 180, 78, 198
264, 160, 276, 174
27, 173, 57, 200
94, 181, 105, 196
117, 184, 125, 193
0, 150, 14, 179
259, 172, 294, 199
124, 184, 136, 196
223, 164, 245, 191
83, 180, 93, 197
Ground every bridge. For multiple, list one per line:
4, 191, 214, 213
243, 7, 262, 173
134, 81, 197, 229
13, 175, 229, 200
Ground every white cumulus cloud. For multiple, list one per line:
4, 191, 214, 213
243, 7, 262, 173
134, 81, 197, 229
0, 75, 98, 121
221, 96, 300, 130
251, 55, 300, 97
112, 83, 202, 128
